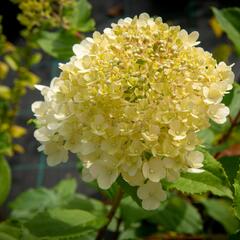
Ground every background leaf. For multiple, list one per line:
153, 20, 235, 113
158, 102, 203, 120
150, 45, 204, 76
0, 157, 11, 206
36, 30, 79, 61
201, 198, 240, 234
233, 169, 240, 220
9, 178, 77, 220
24, 208, 106, 238
0, 221, 21, 240
117, 177, 141, 206
219, 156, 240, 185
149, 196, 203, 234
120, 197, 156, 227
64, 0, 95, 32
213, 7, 240, 55
229, 83, 240, 118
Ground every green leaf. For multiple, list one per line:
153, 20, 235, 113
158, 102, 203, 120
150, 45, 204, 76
120, 196, 202, 234
9, 178, 77, 220
201, 198, 240, 234
24, 208, 106, 238
104, 181, 120, 199
0, 157, 11, 206
36, 30, 79, 61
0, 233, 16, 240
219, 156, 240, 185
233, 169, 240, 220
64, 0, 95, 32
0, 221, 21, 240
64, 193, 107, 216
222, 85, 234, 107
53, 178, 77, 201
4, 55, 18, 70
28, 53, 42, 66
149, 196, 203, 234
168, 150, 232, 198
229, 83, 240, 118
230, 230, 240, 240
212, 7, 240, 55
120, 197, 156, 227
197, 128, 215, 145
10, 188, 57, 220
0, 132, 12, 156
119, 228, 139, 240
117, 176, 141, 206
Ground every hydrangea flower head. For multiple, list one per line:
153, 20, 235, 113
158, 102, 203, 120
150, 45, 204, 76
32, 13, 234, 210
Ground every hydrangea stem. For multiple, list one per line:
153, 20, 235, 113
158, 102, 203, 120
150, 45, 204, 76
215, 111, 240, 158
219, 111, 240, 144
95, 188, 124, 240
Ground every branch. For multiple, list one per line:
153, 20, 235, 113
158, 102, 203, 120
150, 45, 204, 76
215, 111, 240, 158
95, 188, 124, 240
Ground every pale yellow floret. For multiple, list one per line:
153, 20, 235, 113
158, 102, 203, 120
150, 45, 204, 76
137, 181, 167, 210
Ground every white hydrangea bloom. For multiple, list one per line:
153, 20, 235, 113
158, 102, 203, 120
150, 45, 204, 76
32, 13, 234, 210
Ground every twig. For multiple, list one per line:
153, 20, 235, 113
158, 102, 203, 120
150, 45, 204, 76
95, 188, 124, 240
214, 111, 240, 158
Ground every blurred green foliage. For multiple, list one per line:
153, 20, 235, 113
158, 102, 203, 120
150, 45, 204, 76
0, 0, 95, 206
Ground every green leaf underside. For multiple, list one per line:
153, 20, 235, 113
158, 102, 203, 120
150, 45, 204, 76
0, 156, 11, 206
169, 150, 232, 198
201, 198, 240, 234
213, 7, 240, 55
